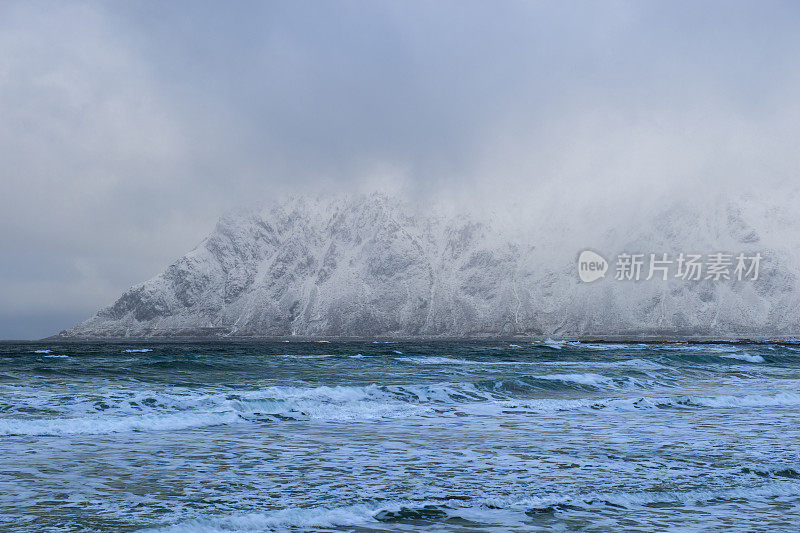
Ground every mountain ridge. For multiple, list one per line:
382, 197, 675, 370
61, 192, 800, 339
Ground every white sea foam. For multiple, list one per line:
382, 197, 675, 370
537, 358, 666, 370
139, 479, 800, 532
578, 343, 650, 350
142, 504, 384, 532
4, 381, 798, 437
534, 338, 565, 349
278, 353, 338, 359
398, 356, 668, 372
534, 373, 619, 387
658, 343, 740, 353
720, 353, 765, 363
0, 411, 241, 436
396, 356, 547, 367
508, 480, 800, 511
122, 348, 153, 353
493, 373, 655, 391
396, 356, 475, 365
31, 349, 51, 354
506, 391, 800, 413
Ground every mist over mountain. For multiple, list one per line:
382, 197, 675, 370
62, 191, 800, 339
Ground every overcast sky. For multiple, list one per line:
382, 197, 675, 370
2, 1, 800, 339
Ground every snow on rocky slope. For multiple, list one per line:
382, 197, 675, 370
61, 192, 800, 338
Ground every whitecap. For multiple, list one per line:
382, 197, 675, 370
533, 338, 564, 349
396, 356, 474, 365
534, 373, 618, 387
578, 343, 650, 351
278, 353, 338, 359
506, 391, 800, 413
0, 411, 241, 436
507, 480, 800, 514
720, 353, 765, 363
142, 503, 390, 532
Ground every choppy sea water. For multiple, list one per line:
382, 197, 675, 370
0, 340, 798, 532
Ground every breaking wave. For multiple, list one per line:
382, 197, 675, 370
0, 411, 242, 436
720, 353, 766, 363
142, 480, 800, 532
3, 380, 799, 436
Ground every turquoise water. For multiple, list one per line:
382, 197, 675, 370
1, 340, 798, 531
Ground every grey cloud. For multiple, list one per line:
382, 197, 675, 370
2, 0, 800, 337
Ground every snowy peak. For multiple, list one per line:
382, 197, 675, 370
63, 193, 800, 338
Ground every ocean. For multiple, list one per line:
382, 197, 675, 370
1, 340, 798, 532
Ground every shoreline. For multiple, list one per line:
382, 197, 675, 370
12, 335, 800, 345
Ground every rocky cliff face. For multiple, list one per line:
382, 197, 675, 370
62, 193, 800, 338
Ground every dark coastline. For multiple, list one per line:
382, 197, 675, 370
18, 334, 800, 345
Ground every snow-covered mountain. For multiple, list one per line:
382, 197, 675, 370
62, 192, 800, 339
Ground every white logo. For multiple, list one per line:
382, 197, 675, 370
578, 250, 608, 283
577, 250, 762, 282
